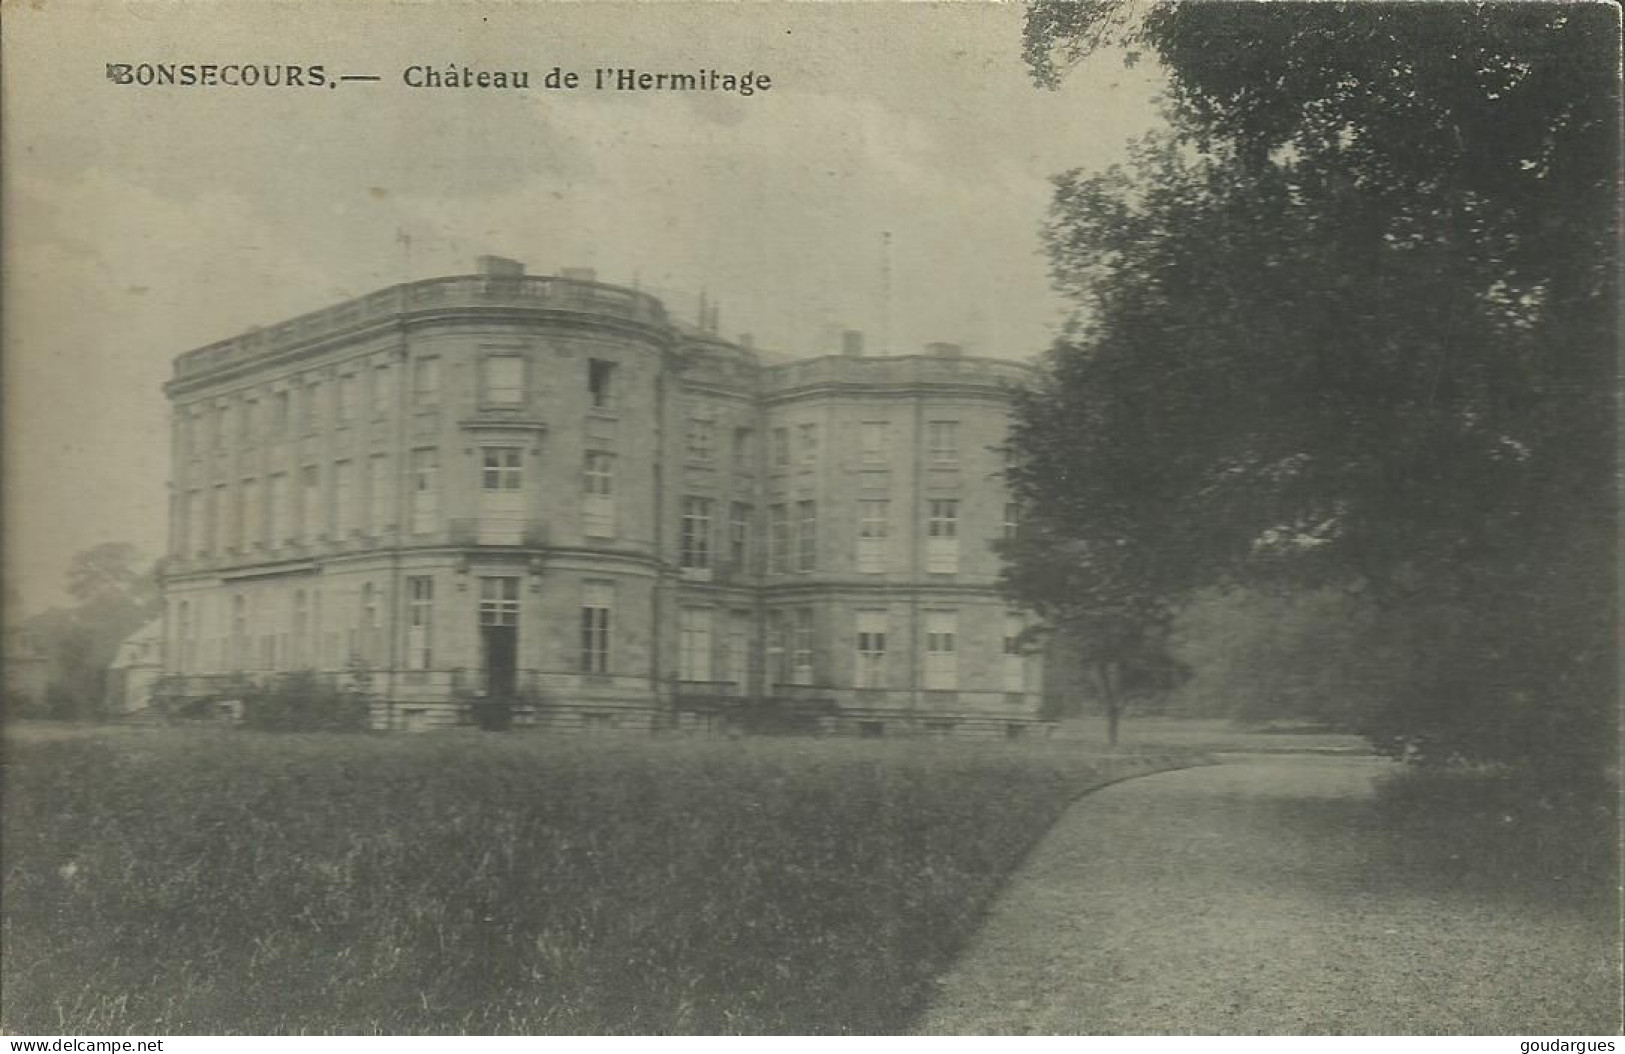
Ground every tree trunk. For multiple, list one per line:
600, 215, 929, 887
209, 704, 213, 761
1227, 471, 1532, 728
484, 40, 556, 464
1096, 660, 1123, 748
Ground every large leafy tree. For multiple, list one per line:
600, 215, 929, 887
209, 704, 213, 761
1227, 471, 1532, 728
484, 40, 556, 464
1006, 2, 1616, 773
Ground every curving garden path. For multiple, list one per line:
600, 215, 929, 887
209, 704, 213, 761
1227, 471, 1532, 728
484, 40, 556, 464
917, 755, 1620, 1035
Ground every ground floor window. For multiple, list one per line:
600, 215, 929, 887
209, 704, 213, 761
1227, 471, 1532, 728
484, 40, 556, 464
924, 610, 957, 690
678, 606, 713, 681
581, 581, 612, 674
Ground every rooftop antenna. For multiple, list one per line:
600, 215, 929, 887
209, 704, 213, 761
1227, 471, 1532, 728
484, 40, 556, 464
880, 230, 893, 356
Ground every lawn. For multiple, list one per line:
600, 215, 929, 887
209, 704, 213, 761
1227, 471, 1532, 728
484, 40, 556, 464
1, 726, 1195, 1035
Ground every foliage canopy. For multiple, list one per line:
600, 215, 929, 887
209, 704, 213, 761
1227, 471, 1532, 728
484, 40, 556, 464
1005, 2, 1617, 772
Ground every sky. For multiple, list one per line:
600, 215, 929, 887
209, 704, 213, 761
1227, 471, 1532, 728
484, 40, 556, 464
2, 1, 1168, 617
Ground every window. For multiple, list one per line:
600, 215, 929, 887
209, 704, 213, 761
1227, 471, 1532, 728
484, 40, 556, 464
924, 611, 958, 690
1004, 502, 1021, 541
588, 358, 616, 409
729, 502, 751, 567
796, 500, 817, 572
678, 607, 713, 681
481, 354, 525, 406
478, 577, 519, 626
860, 421, 888, 464
368, 455, 392, 532
337, 374, 359, 425
240, 478, 261, 549
687, 416, 715, 461
213, 405, 228, 450
406, 576, 433, 670
732, 428, 754, 473
481, 447, 522, 491
291, 590, 308, 667
581, 581, 612, 674
797, 422, 818, 469
1004, 613, 1027, 694
479, 448, 523, 544
302, 381, 323, 433
272, 391, 290, 436
927, 420, 959, 464
582, 452, 615, 537
242, 399, 260, 444
266, 474, 287, 545
858, 500, 889, 573
359, 582, 381, 663
187, 490, 205, 557
765, 610, 789, 686
856, 610, 887, 688
231, 593, 249, 668
212, 483, 229, 553
769, 504, 790, 573
176, 601, 193, 673
771, 428, 790, 470
412, 357, 439, 407
333, 460, 354, 537
791, 608, 814, 685
299, 467, 321, 543
370, 363, 394, 418
680, 497, 713, 570
410, 448, 438, 534
927, 499, 960, 574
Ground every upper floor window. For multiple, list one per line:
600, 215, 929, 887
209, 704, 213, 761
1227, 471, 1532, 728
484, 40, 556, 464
797, 422, 818, 469
214, 404, 229, 450
860, 421, 889, 464
680, 497, 713, 570
858, 499, 889, 573
271, 391, 290, 436
732, 428, 754, 473
583, 451, 614, 495
582, 452, 615, 538
772, 428, 790, 471
481, 354, 525, 407
927, 420, 959, 464
370, 364, 395, 418
769, 504, 790, 573
302, 381, 324, 433
241, 399, 260, 444
481, 447, 522, 491
796, 500, 817, 572
927, 499, 960, 574
412, 357, 440, 407
588, 358, 617, 409
337, 373, 360, 425
687, 417, 716, 461
729, 502, 752, 567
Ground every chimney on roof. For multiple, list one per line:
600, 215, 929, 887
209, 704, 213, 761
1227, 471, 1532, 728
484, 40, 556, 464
560, 267, 598, 283
841, 330, 865, 357
924, 341, 963, 358
478, 255, 526, 277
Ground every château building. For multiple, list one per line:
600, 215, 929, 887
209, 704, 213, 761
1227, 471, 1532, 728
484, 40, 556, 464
160, 256, 1042, 733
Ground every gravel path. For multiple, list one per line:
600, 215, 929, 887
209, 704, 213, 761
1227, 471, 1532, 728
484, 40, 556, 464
917, 756, 1620, 1035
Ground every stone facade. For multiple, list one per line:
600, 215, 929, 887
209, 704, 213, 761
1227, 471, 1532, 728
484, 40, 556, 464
160, 258, 1042, 734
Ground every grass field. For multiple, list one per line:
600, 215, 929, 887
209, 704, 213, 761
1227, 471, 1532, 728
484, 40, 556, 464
1, 726, 1194, 1035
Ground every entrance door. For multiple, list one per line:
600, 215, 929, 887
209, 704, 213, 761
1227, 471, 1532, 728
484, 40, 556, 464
482, 625, 517, 697
478, 576, 521, 697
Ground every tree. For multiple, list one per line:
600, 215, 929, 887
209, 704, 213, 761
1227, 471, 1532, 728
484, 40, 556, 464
21, 544, 161, 719
1005, 2, 1616, 775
